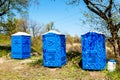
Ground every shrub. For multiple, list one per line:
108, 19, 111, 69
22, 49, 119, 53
31, 36, 42, 55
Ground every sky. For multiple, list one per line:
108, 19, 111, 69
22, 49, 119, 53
28, 0, 91, 36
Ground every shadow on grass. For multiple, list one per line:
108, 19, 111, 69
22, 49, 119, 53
29, 58, 43, 67
0, 45, 11, 51
31, 47, 42, 55
67, 51, 82, 68
67, 51, 81, 61
0, 45, 11, 57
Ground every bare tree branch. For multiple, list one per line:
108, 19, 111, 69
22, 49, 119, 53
104, 0, 112, 13
104, 0, 113, 18
95, 3, 107, 8
88, 0, 103, 13
0, 0, 7, 7
116, 22, 120, 29
83, 0, 108, 20
0, 1, 10, 16
84, 0, 100, 14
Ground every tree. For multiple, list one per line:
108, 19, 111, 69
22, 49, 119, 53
29, 21, 42, 38
45, 22, 54, 31
74, 35, 80, 43
0, 18, 30, 36
66, 34, 74, 45
0, 19, 18, 36
16, 19, 28, 32
68, 0, 120, 57
0, 0, 37, 20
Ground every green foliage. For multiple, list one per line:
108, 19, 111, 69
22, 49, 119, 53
0, 49, 9, 57
0, 45, 10, 57
0, 34, 10, 44
67, 51, 82, 68
0, 0, 38, 19
0, 18, 29, 36
0, 19, 18, 36
14, 18, 28, 32
0, 34, 10, 57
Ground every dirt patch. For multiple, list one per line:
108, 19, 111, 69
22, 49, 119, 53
0, 58, 4, 63
20, 59, 35, 64
89, 71, 105, 79
13, 66, 24, 70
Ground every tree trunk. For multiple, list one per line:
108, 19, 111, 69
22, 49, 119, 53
113, 38, 120, 57
111, 30, 120, 57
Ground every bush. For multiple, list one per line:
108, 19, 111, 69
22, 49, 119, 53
31, 36, 42, 55
0, 46, 10, 57
0, 34, 10, 45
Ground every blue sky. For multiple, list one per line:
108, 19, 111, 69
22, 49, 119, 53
28, 0, 91, 36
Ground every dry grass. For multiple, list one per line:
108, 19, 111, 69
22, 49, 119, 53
0, 55, 108, 80
66, 43, 81, 52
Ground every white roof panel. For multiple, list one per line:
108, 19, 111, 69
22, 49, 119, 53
81, 31, 104, 36
12, 32, 30, 36
42, 30, 64, 35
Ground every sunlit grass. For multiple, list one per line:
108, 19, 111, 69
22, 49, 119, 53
0, 34, 11, 45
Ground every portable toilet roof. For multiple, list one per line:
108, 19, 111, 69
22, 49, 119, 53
42, 30, 64, 35
12, 32, 30, 36
81, 31, 105, 36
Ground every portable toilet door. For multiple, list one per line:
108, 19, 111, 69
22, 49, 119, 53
81, 32, 106, 70
42, 30, 66, 67
11, 32, 31, 59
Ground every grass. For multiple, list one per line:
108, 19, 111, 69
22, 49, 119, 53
0, 34, 11, 57
26, 53, 95, 80
31, 37, 42, 55
0, 51, 120, 80
0, 45, 11, 57
0, 34, 120, 79
0, 34, 10, 45
29, 56, 43, 66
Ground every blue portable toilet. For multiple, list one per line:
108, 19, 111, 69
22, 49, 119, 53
42, 30, 66, 67
81, 32, 106, 70
11, 32, 31, 59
